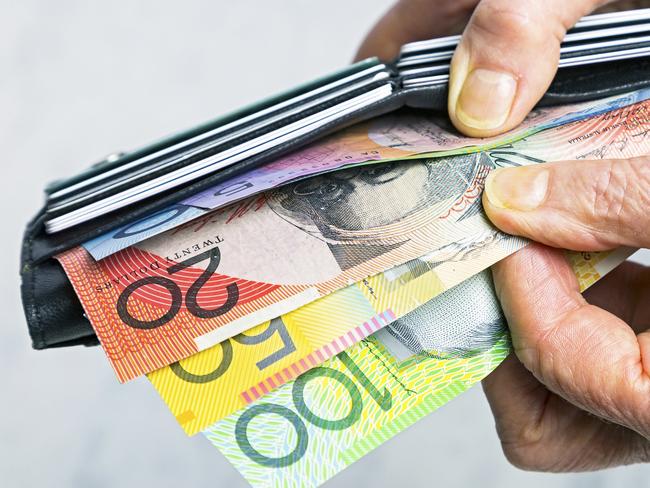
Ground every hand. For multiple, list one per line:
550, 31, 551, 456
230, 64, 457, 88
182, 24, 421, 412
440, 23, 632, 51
481, 157, 650, 471
356, 0, 612, 137
357, 0, 650, 471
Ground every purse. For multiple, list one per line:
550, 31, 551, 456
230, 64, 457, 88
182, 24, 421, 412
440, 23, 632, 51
21, 8, 650, 350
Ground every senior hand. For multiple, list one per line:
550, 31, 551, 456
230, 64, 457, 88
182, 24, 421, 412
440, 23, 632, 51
357, 0, 650, 471
482, 159, 650, 470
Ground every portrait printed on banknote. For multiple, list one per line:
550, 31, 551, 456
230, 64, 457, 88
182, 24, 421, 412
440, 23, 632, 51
267, 152, 499, 270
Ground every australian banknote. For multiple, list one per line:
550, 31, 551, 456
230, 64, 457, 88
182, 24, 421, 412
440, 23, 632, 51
58, 150, 523, 382
148, 229, 524, 435
82, 88, 650, 260
59, 96, 650, 383
147, 96, 649, 433
149, 243, 632, 437
204, 246, 631, 488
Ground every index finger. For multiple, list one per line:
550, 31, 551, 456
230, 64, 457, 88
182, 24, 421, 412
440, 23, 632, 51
354, 0, 476, 62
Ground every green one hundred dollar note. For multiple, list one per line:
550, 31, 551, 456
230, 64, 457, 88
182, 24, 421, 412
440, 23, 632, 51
202, 244, 631, 488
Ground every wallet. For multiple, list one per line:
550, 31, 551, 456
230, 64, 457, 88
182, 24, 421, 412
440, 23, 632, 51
21, 9, 650, 350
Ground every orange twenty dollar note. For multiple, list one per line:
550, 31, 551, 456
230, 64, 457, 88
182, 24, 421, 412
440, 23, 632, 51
58, 152, 522, 382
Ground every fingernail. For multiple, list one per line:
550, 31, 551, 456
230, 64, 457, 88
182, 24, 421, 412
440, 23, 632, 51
455, 69, 517, 131
484, 167, 549, 211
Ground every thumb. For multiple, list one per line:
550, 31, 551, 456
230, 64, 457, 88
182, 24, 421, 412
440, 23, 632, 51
482, 156, 650, 250
491, 244, 650, 438
448, 0, 604, 137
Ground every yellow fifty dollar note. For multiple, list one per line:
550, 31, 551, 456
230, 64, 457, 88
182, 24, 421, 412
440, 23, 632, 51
148, 231, 525, 435
148, 238, 633, 435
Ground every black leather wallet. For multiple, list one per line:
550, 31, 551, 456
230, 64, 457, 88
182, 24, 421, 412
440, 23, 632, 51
21, 10, 650, 350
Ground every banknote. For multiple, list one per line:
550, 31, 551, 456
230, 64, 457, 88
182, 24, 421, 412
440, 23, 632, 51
490, 99, 650, 164
82, 87, 650, 260
148, 230, 524, 435
203, 247, 630, 488
59, 96, 650, 384
146, 96, 650, 432
58, 150, 526, 382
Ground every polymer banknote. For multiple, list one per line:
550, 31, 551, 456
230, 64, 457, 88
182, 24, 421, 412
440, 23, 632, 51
147, 96, 650, 433
204, 247, 631, 488
82, 88, 650, 260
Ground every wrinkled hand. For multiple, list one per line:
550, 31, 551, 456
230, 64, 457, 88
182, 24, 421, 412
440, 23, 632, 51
482, 157, 650, 471
357, 0, 650, 471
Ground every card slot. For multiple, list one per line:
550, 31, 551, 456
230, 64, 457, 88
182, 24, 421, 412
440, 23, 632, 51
401, 48, 650, 87
44, 84, 396, 232
561, 38, 650, 58
570, 8, 650, 31
399, 11, 650, 55
560, 44, 650, 67
47, 60, 384, 199
563, 22, 650, 44
398, 33, 650, 68
401, 77, 448, 89
25, 91, 407, 264
48, 72, 391, 212
395, 50, 454, 68
398, 64, 449, 78
399, 39, 650, 84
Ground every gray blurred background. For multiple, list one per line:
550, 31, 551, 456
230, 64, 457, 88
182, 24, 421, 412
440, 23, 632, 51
1, 1, 648, 487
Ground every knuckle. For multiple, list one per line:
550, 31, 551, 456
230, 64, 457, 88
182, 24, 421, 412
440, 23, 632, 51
590, 160, 626, 223
621, 361, 650, 437
500, 437, 551, 471
494, 398, 553, 471
469, 0, 563, 48
524, 322, 570, 390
